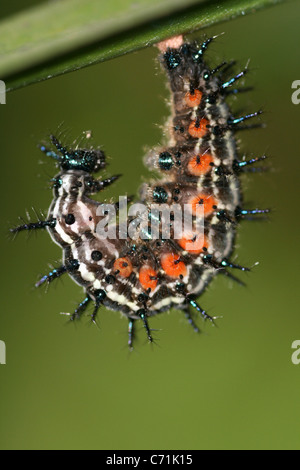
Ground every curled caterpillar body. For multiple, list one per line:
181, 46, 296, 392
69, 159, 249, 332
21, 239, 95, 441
12, 37, 269, 348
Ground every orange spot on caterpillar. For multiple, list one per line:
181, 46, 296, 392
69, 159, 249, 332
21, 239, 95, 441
178, 233, 208, 254
188, 118, 210, 138
189, 194, 217, 216
185, 89, 203, 107
161, 253, 187, 278
187, 153, 214, 176
139, 266, 158, 291
113, 257, 133, 278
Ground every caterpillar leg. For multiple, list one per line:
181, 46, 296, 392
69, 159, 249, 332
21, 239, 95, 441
128, 319, 136, 350
182, 306, 200, 333
91, 303, 101, 326
35, 259, 79, 287
71, 296, 91, 321
233, 155, 267, 172
187, 297, 217, 326
10, 217, 56, 233
221, 66, 248, 90
137, 309, 153, 343
203, 254, 250, 273
90, 289, 107, 326
235, 207, 271, 219
61, 296, 91, 322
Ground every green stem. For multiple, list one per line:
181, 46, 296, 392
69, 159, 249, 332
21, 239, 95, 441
0, 0, 285, 91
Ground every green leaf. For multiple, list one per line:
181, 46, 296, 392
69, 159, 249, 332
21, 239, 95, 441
0, 0, 285, 91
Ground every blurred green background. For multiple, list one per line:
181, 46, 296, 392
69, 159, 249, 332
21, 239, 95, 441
0, 0, 300, 450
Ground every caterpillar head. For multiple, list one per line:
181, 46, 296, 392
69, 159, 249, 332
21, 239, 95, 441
40, 135, 106, 174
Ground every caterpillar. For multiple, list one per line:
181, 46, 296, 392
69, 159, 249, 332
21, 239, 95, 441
11, 35, 269, 349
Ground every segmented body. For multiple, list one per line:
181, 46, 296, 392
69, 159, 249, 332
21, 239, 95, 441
12, 38, 268, 347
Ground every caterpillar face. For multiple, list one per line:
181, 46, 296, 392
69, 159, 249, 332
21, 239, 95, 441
11, 36, 269, 348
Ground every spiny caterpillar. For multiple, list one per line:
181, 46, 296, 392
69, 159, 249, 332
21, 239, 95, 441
11, 35, 269, 349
